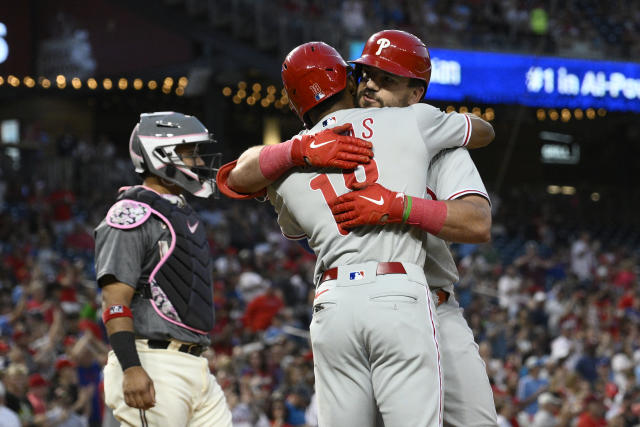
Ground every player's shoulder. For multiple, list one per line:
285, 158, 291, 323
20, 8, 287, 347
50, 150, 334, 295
104, 198, 152, 230
408, 102, 443, 116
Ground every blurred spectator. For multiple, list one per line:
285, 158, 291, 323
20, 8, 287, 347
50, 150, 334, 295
26, 373, 49, 415
2, 363, 34, 425
267, 398, 292, 427
532, 391, 571, 427
0, 380, 20, 427
284, 386, 310, 426
243, 286, 285, 332
576, 394, 607, 427
498, 265, 522, 315
518, 356, 550, 417
571, 232, 596, 283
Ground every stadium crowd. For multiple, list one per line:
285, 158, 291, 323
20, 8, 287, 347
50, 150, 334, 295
273, 0, 640, 60
0, 131, 638, 427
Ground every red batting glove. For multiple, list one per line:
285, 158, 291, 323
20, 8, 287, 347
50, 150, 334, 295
330, 183, 406, 229
290, 123, 374, 169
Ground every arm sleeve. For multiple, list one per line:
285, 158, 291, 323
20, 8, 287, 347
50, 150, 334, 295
266, 186, 306, 240
94, 221, 145, 288
426, 148, 490, 203
413, 104, 472, 153
216, 160, 268, 200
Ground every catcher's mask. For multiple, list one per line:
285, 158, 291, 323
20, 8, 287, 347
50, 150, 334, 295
129, 112, 221, 198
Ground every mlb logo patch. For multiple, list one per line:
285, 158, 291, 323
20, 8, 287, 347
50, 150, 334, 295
349, 271, 365, 281
109, 305, 124, 315
322, 116, 337, 127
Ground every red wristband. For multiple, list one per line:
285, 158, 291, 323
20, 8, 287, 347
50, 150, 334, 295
406, 197, 448, 235
258, 140, 295, 181
102, 305, 133, 324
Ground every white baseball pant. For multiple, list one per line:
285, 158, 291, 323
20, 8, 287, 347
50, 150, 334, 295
104, 340, 232, 427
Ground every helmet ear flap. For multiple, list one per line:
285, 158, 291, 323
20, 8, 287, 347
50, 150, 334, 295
165, 164, 177, 178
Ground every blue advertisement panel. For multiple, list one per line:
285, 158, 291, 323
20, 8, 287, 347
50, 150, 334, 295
349, 43, 640, 113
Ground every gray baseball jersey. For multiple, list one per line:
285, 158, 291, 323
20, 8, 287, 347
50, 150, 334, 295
423, 147, 490, 291
268, 104, 471, 426
423, 147, 498, 426
268, 104, 472, 281
94, 193, 210, 346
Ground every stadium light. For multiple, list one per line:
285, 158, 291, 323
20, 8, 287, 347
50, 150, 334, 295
222, 87, 232, 96
547, 185, 560, 194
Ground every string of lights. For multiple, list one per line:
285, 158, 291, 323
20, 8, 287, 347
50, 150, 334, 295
0, 75, 190, 96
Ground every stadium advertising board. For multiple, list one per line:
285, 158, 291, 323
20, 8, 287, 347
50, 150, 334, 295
350, 43, 640, 113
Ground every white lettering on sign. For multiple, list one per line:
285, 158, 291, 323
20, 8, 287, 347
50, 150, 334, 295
540, 143, 580, 165
0, 23, 8, 64
375, 38, 390, 55
431, 58, 461, 86
526, 66, 640, 100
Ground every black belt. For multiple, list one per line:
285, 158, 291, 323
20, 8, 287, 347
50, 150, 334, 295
147, 339, 206, 357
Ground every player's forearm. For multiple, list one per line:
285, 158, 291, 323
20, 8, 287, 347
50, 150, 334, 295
466, 115, 495, 149
404, 195, 491, 243
435, 196, 491, 243
227, 145, 275, 193
101, 281, 142, 370
101, 282, 136, 336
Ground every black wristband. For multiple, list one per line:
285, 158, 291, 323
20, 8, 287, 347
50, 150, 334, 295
109, 331, 141, 371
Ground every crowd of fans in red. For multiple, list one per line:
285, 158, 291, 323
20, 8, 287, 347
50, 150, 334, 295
0, 138, 638, 427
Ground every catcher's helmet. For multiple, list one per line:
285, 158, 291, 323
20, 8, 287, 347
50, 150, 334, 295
129, 112, 221, 198
282, 42, 350, 126
351, 30, 431, 91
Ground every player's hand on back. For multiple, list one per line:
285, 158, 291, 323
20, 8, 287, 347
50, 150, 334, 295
123, 366, 156, 410
291, 123, 374, 170
330, 183, 405, 230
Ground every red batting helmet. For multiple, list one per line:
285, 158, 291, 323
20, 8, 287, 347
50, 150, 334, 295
351, 30, 431, 90
282, 42, 349, 124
